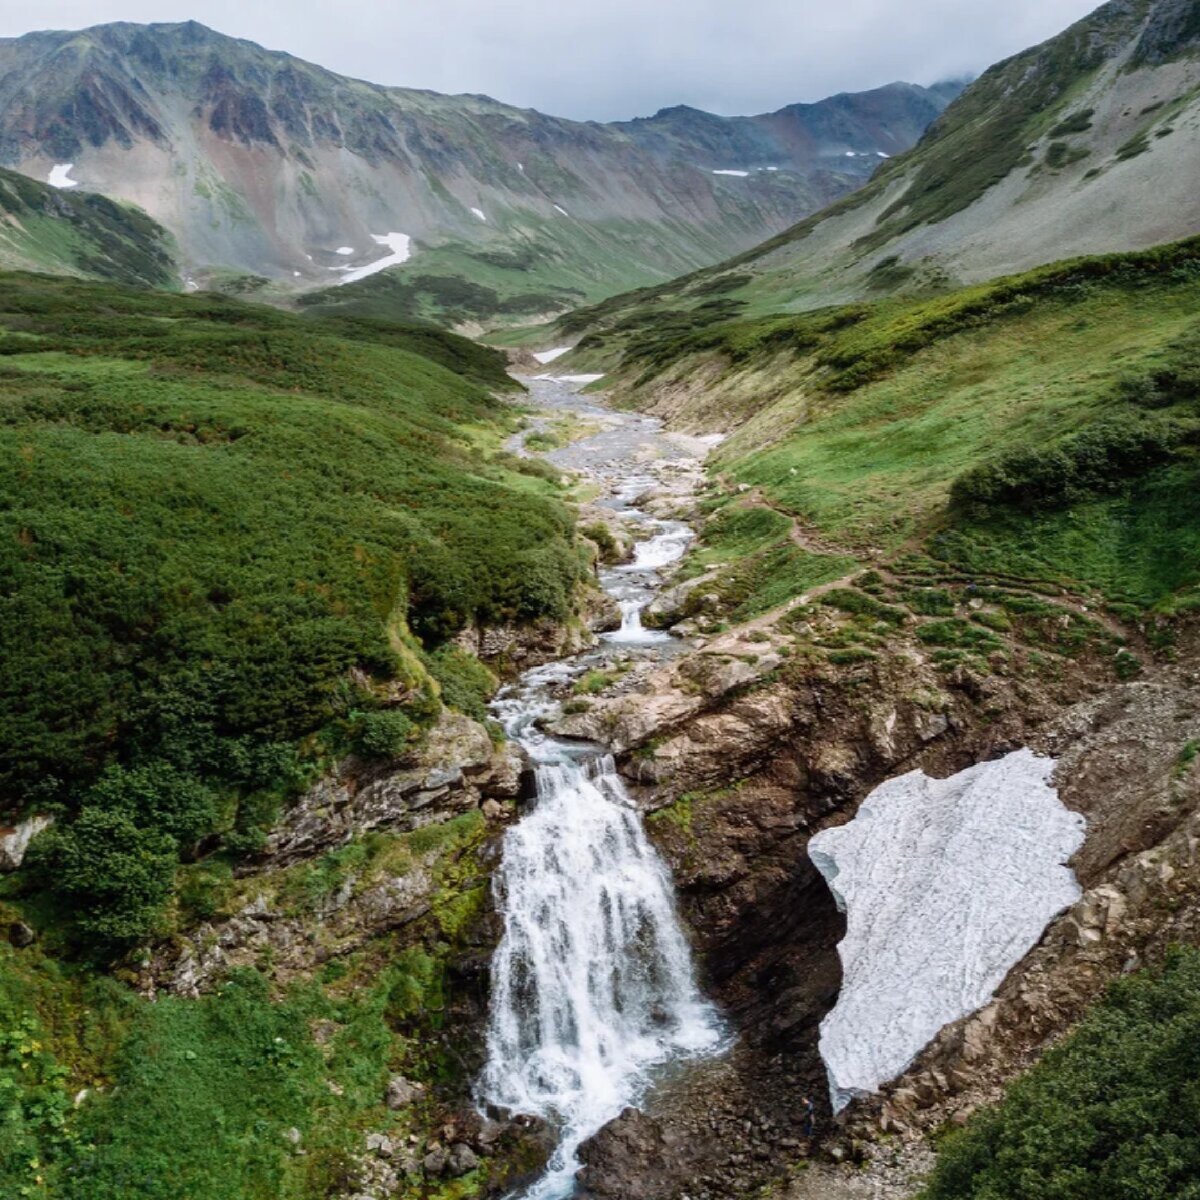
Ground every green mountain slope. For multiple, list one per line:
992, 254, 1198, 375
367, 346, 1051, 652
0, 273, 583, 946
0, 20, 959, 325
549, 0, 1200, 346
598, 239, 1200, 626
0, 166, 176, 286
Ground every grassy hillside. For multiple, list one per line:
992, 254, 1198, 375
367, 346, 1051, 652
0, 273, 583, 948
542, 0, 1200, 348
0, 169, 176, 287
611, 239, 1200, 627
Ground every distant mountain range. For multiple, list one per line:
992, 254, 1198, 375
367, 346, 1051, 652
559, 0, 1200, 337
0, 20, 960, 321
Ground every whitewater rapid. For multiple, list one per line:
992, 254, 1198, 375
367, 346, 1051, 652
479, 375, 722, 1198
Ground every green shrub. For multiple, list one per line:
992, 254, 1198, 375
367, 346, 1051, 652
581, 522, 621, 564
820, 588, 908, 626
353, 710, 418, 759
1049, 108, 1095, 136
26, 809, 177, 947
923, 947, 1200, 1200
427, 646, 498, 723
950, 417, 1185, 513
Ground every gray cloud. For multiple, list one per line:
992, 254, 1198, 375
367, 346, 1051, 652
0, 0, 1103, 120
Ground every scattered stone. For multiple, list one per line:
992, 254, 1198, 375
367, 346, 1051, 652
365, 1132, 394, 1158
8, 921, 35, 948
386, 1075, 424, 1109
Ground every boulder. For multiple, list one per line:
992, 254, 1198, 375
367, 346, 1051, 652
0, 814, 53, 872
448, 1142, 480, 1176
386, 1075, 424, 1110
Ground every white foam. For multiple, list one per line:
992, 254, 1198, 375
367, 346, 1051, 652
335, 246, 355, 255
809, 749, 1085, 1113
533, 347, 572, 365
47, 163, 78, 189
876, 152, 891, 159
333, 233, 412, 285
471, 207, 487, 222
712, 169, 750, 177
481, 757, 721, 1197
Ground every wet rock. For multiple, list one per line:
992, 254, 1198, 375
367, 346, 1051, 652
578, 1108, 684, 1199
448, 1142, 480, 1176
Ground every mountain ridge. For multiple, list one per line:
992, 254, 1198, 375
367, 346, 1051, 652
547, 0, 1200, 351
0, 20, 960, 323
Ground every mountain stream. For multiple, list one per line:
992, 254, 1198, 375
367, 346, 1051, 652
479, 375, 725, 1199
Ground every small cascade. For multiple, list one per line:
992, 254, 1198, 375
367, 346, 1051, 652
605, 599, 669, 646
480, 757, 722, 1199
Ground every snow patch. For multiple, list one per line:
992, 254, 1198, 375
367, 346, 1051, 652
532, 347, 572, 365
765, 166, 779, 172
533, 373, 605, 385
517, 162, 525, 173
844, 151, 857, 158
333, 233, 412, 285
471, 207, 487, 222
48, 163, 78, 189
876, 152, 891, 159
553, 204, 570, 216
809, 749, 1085, 1113
335, 246, 355, 255
712, 169, 750, 177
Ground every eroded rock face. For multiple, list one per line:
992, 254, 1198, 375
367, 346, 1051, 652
262, 710, 517, 866
571, 607, 1200, 1199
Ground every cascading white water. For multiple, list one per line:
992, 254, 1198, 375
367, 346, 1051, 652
605, 599, 669, 646
480, 757, 722, 1199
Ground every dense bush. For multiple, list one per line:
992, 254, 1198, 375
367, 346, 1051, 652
0, 272, 582, 944
26, 808, 177, 946
950, 417, 1185, 513
352, 710, 418, 760
924, 946, 1200, 1200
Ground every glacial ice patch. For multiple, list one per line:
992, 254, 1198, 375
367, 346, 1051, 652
333, 233, 412, 284
809, 748, 1085, 1112
48, 163, 78, 189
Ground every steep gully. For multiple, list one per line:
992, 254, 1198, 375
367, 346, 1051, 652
478, 375, 727, 1197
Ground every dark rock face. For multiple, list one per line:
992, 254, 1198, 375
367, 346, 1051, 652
1133, 0, 1200, 65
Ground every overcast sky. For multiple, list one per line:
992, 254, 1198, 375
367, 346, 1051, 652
0, 0, 1102, 121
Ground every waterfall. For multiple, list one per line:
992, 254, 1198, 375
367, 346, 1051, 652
605, 599, 669, 646
480, 756, 722, 1199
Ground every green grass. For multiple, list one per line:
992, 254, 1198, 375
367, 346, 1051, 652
0, 271, 586, 946
607, 240, 1200, 612
922, 946, 1200, 1200
0, 169, 176, 288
